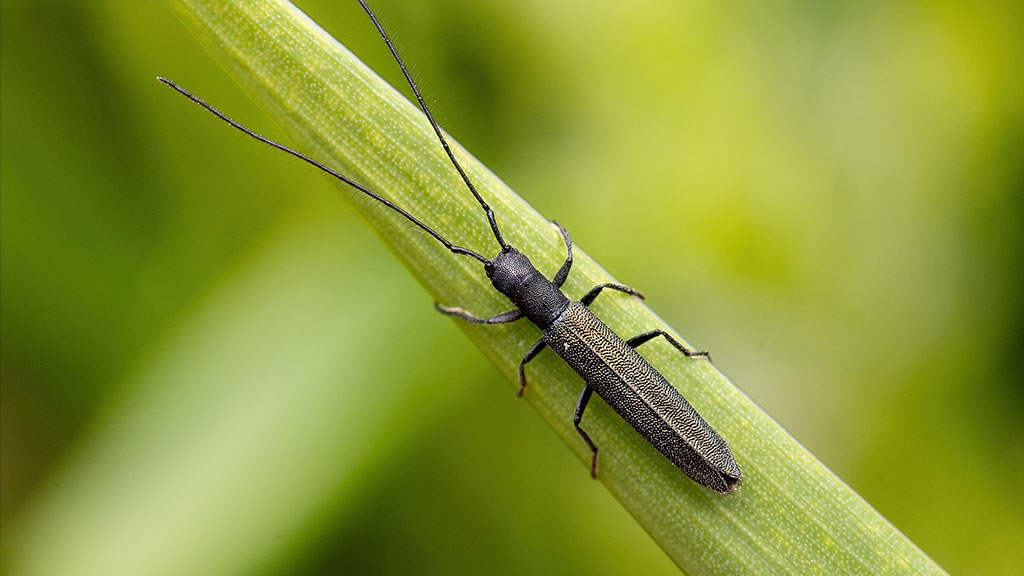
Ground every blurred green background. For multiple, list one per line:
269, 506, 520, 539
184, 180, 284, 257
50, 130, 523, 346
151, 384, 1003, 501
2, 0, 1021, 574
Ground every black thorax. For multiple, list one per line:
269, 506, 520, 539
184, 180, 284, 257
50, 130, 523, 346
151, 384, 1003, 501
486, 247, 569, 329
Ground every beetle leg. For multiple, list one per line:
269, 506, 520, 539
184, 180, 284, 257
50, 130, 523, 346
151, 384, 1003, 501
516, 338, 548, 397
573, 384, 599, 478
551, 220, 574, 288
435, 304, 524, 324
626, 329, 711, 362
579, 283, 645, 306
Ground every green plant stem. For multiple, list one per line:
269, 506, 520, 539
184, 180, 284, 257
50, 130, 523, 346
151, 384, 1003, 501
167, 0, 946, 573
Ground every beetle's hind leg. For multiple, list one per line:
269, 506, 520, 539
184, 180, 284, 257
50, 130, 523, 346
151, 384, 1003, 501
573, 384, 599, 478
435, 304, 524, 324
626, 329, 711, 362
517, 340, 599, 479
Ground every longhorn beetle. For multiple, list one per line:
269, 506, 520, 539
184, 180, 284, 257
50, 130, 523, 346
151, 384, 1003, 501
159, 0, 741, 494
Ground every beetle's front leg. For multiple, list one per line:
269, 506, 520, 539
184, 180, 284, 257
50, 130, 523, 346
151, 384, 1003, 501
435, 303, 524, 324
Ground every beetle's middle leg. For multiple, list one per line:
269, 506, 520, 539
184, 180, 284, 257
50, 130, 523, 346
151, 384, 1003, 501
626, 329, 711, 361
579, 283, 645, 306
435, 304, 524, 324
516, 337, 548, 397
573, 384, 599, 478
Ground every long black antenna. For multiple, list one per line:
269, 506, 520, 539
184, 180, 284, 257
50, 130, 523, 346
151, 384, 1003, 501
357, 0, 508, 251
156, 77, 489, 264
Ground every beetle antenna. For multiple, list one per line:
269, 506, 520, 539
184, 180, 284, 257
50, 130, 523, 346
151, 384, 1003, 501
357, 0, 509, 252
156, 77, 489, 264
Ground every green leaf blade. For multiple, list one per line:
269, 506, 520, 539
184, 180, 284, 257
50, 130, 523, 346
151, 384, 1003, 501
164, 1, 947, 574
